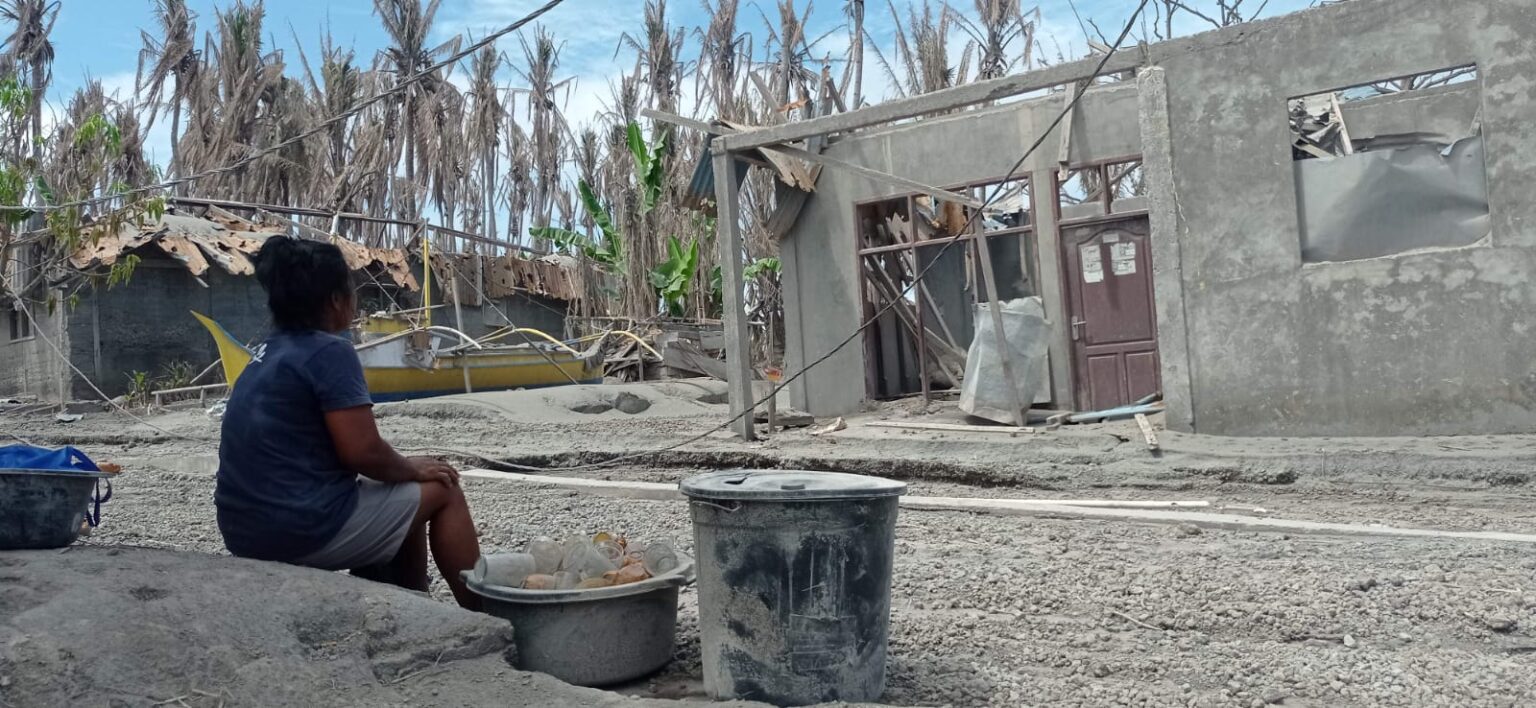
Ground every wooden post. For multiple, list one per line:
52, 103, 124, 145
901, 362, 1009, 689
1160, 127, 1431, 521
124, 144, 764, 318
712, 149, 756, 440
451, 273, 474, 394
421, 226, 433, 328
972, 232, 1028, 426
56, 292, 67, 408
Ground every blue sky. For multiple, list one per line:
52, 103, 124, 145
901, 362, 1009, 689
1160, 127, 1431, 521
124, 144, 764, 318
45, 0, 1316, 165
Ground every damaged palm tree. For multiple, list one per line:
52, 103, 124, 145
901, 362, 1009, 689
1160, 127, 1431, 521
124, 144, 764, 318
136, 0, 198, 181
0, 0, 56, 161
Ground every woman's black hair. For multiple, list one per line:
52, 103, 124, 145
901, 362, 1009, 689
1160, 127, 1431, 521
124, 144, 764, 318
254, 236, 353, 331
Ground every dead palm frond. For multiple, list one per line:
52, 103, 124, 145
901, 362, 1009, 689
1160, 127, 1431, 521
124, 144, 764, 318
464, 44, 502, 241
0, 0, 59, 158
373, 0, 459, 222
842, 0, 865, 107
512, 26, 571, 234
950, 0, 1039, 81
867, 0, 962, 97
136, 0, 198, 175
619, 1, 688, 116
695, 0, 749, 120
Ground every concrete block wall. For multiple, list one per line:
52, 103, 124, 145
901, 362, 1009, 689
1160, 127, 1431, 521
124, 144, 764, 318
780, 85, 1143, 416
65, 259, 270, 398
1144, 0, 1536, 436
0, 301, 68, 401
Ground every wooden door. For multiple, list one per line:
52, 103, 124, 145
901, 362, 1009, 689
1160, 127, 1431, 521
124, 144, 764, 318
1061, 216, 1160, 411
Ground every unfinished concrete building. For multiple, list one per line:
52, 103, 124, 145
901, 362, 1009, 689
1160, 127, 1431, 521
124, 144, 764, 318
719, 0, 1530, 437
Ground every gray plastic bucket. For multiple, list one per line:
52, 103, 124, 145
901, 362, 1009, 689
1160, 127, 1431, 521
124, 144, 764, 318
681, 470, 906, 706
0, 468, 112, 550
462, 553, 695, 687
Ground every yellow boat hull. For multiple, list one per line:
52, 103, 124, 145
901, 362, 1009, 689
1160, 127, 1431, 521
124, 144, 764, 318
192, 311, 602, 401
365, 351, 603, 402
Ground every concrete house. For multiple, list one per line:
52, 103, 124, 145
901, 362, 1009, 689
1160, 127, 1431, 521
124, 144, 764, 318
758, 0, 1532, 437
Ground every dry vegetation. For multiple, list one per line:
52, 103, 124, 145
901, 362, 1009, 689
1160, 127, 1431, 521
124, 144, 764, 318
0, 0, 1295, 331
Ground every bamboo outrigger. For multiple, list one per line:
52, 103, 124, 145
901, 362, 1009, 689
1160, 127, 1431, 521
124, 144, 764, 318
192, 311, 606, 402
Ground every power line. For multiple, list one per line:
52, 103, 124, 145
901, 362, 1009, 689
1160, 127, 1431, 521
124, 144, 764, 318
11, 0, 566, 216
11, 0, 1153, 477
419, 0, 1156, 473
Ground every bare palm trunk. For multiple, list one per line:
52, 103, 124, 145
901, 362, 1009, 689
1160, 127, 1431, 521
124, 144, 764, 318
168, 97, 181, 182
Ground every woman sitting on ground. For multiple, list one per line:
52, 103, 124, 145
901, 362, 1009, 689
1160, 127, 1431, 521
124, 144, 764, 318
215, 236, 481, 610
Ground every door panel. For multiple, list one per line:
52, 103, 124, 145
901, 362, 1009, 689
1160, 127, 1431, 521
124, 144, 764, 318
1062, 216, 1160, 410
1124, 351, 1161, 403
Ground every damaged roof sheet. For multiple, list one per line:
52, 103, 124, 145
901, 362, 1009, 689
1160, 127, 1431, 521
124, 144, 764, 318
68, 209, 589, 302
70, 211, 422, 290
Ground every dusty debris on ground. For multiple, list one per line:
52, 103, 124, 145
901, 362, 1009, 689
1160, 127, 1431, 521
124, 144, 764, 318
0, 546, 765, 708
8, 385, 1536, 706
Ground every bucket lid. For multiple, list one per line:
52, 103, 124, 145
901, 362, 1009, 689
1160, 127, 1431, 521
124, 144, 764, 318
680, 469, 906, 502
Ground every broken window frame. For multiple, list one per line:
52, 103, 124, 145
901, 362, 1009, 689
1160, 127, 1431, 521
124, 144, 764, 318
854, 174, 1041, 402
1053, 156, 1150, 226
1286, 66, 1490, 263
5, 243, 39, 343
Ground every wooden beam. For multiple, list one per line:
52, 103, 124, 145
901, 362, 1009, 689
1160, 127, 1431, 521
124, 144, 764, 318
972, 233, 1029, 426
643, 108, 982, 210
719, 52, 1143, 152
766, 143, 984, 209
713, 149, 756, 440
1135, 413, 1160, 452
459, 469, 1209, 510
1056, 81, 1082, 166
641, 108, 721, 135
426, 224, 542, 255
171, 196, 413, 227
867, 421, 1037, 435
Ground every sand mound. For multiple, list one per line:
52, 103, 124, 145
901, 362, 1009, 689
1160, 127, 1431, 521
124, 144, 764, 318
0, 546, 757, 708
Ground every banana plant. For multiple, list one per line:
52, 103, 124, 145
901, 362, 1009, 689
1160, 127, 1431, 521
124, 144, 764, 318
529, 121, 664, 271
650, 235, 699, 317
528, 180, 622, 270
627, 122, 665, 215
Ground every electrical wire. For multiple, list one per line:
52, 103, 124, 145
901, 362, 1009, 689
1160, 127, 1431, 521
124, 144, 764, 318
411, 0, 1155, 473
9, 0, 566, 216
9, 0, 1152, 475
9, 294, 216, 442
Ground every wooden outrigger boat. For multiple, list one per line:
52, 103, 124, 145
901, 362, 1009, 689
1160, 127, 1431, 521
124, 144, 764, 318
193, 311, 606, 402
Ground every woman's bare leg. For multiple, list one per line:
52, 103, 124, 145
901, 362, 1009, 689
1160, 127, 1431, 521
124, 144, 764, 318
414, 482, 482, 610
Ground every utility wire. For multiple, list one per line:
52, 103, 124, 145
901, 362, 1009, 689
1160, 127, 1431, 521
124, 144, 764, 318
11, 0, 1152, 475
8, 0, 566, 216
415, 0, 1155, 473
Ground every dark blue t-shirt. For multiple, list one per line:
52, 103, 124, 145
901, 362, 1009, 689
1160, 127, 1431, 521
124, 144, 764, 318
215, 329, 373, 560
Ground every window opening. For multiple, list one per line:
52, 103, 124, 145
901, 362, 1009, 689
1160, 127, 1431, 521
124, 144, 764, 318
1289, 65, 1487, 263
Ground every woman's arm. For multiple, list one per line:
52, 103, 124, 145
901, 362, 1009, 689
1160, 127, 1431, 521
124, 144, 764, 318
324, 406, 460, 486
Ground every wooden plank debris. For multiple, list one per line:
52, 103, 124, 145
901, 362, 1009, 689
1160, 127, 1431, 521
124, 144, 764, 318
459, 469, 1536, 544
460, 469, 1208, 510
1135, 413, 1160, 452
868, 421, 1038, 435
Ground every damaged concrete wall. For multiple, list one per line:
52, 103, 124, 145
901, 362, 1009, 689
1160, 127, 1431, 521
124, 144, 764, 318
0, 301, 68, 401
66, 257, 270, 397
46, 256, 568, 400
1338, 82, 1481, 144
781, 84, 1142, 416
1144, 0, 1535, 436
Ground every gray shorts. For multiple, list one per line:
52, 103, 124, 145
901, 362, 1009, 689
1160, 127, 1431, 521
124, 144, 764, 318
296, 480, 421, 570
